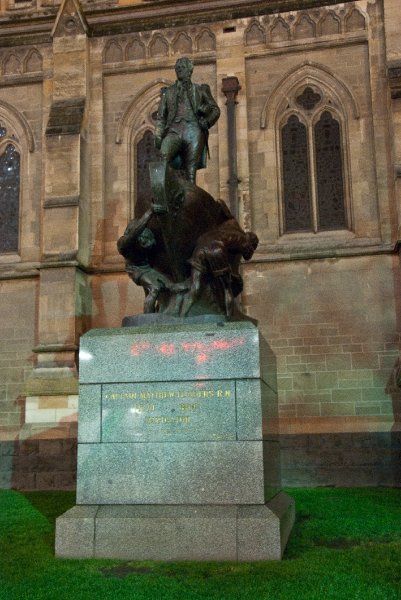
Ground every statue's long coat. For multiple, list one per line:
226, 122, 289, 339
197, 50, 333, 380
155, 81, 220, 169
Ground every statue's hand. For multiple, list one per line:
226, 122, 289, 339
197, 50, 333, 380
198, 116, 209, 130
242, 232, 259, 260
154, 135, 162, 149
152, 203, 168, 215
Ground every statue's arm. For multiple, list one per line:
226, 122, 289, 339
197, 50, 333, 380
199, 84, 220, 128
117, 208, 153, 255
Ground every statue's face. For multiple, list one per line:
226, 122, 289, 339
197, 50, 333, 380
175, 60, 192, 81
138, 228, 155, 249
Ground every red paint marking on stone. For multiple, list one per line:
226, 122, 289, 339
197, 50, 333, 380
158, 343, 176, 356
130, 341, 150, 356
196, 353, 209, 364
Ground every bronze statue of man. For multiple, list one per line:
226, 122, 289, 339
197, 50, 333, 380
154, 57, 220, 183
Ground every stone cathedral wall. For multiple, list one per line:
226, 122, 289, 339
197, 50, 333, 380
0, 0, 400, 488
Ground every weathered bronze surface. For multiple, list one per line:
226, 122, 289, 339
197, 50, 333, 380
154, 57, 220, 184
118, 59, 258, 320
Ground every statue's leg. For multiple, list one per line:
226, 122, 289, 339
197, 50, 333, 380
185, 125, 205, 183
143, 291, 158, 313
164, 290, 185, 316
161, 133, 183, 167
223, 276, 234, 317
158, 276, 189, 316
180, 268, 202, 316
143, 287, 160, 313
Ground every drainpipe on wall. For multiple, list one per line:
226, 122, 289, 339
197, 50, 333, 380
221, 76, 241, 221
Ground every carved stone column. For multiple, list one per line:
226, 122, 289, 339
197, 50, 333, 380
24, 0, 90, 426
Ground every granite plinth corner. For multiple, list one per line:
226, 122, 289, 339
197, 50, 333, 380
55, 505, 97, 559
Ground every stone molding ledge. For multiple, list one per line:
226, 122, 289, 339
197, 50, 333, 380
0, 0, 357, 40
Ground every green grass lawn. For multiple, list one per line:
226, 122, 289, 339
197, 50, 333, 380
1, 488, 401, 600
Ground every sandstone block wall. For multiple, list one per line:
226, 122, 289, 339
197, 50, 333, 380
0, 0, 400, 488
0, 280, 37, 428
244, 255, 401, 424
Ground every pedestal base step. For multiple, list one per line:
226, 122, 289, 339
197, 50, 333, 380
55, 492, 295, 561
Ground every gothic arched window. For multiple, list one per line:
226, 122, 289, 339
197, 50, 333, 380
281, 115, 311, 232
0, 126, 20, 253
314, 111, 346, 230
280, 86, 347, 234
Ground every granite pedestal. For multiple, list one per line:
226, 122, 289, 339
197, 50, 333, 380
55, 321, 294, 560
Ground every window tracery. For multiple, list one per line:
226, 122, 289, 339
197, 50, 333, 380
281, 115, 312, 232
0, 125, 20, 253
314, 111, 346, 230
279, 85, 347, 234
296, 86, 321, 111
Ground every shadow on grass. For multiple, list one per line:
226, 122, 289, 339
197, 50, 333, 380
21, 491, 76, 527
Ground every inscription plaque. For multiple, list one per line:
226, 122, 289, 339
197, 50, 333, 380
101, 380, 236, 442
